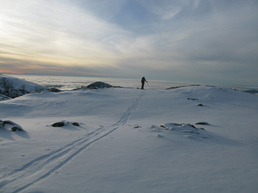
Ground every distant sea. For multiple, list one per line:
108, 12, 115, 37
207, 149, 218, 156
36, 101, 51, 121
7, 74, 258, 92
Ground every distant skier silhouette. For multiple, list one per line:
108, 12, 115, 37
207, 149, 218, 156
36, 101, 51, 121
141, 77, 147, 89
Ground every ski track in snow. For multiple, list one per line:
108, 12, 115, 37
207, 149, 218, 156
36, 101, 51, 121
0, 90, 145, 193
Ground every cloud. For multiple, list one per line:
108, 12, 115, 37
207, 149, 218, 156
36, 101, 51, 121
0, 0, 258, 86
0, 0, 133, 65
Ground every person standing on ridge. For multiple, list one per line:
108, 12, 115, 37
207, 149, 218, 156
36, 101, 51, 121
141, 77, 147, 89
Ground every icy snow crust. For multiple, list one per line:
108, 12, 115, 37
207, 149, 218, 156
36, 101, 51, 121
0, 78, 258, 192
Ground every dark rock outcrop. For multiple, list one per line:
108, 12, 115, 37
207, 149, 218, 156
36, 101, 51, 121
87, 81, 113, 89
52, 122, 65, 127
195, 122, 209, 125
51, 121, 80, 127
0, 74, 48, 98
187, 97, 198, 101
0, 120, 24, 131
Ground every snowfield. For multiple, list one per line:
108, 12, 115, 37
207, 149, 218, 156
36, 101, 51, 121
0, 77, 258, 193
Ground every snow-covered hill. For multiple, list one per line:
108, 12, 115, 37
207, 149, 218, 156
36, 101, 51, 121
0, 83, 258, 192
0, 74, 48, 98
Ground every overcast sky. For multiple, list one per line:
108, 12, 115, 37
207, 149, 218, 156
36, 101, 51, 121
0, 0, 257, 86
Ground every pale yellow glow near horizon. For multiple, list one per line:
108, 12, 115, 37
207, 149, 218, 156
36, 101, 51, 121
0, 5, 122, 71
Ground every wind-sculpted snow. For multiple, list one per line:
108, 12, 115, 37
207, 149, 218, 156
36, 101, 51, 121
0, 85, 258, 193
0, 127, 104, 192
0, 90, 145, 193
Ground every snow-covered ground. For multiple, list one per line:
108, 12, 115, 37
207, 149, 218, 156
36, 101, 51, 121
0, 77, 258, 193
0, 74, 47, 98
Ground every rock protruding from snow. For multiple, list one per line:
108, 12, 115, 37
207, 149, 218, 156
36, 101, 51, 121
187, 97, 198, 100
150, 123, 208, 138
0, 94, 11, 101
74, 81, 113, 90
51, 121, 80, 127
0, 74, 48, 98
195, 122, 210, 125
244, 89, 258, 94
0, 120, 24, 131
159, 123, 205, 133
0, 120, 3, 129
87, 81, 113, 89
48, 87, 61, 92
